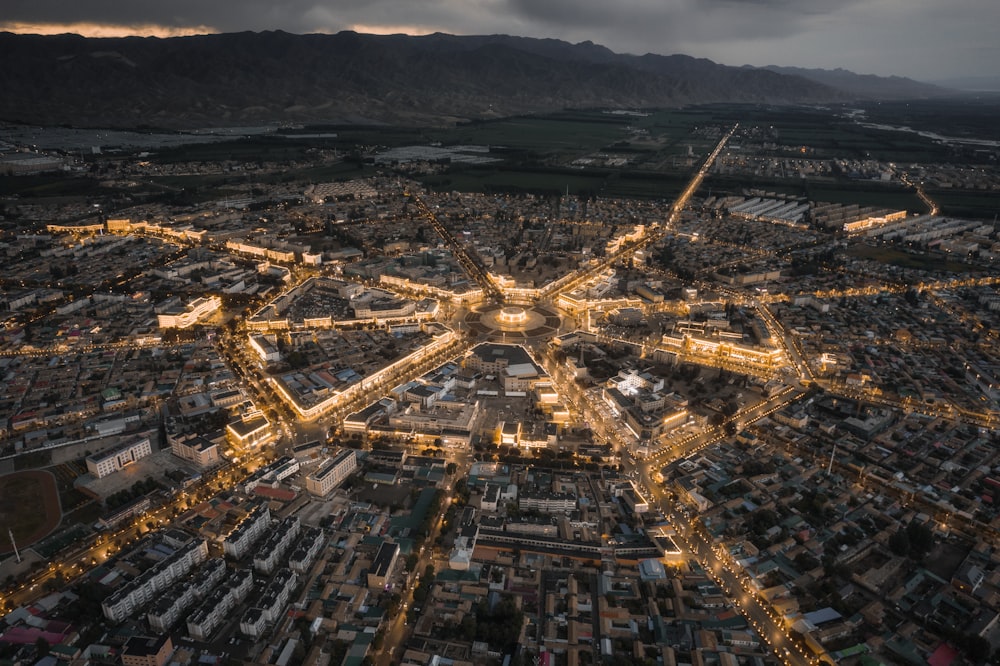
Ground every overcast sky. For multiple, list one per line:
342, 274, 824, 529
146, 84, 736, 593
2, 0, 996, 82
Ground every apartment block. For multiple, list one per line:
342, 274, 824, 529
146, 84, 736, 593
146, 558, 226, 633
223, 503, 271, 560
102, 538, 208, 622
240, 568, 297, 638
253, 516, 301, 575
186, 568, 254, 641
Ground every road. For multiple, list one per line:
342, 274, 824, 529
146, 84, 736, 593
542, 124, 739, 303
409, 193, 503, 302
4, 122, 821, 666
632, 421, 821, 666
1, 450, 264, 612
375, 446, 474, 666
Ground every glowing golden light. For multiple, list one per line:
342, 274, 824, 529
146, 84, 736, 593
346, 24, 440, 36
0, 22, 217, 38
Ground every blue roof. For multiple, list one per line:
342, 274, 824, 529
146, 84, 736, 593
803, 607, 842, 626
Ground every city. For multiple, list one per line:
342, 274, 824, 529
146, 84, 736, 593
1, 100, 1000, 666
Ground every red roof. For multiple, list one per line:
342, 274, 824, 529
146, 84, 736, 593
928, 643, 959, 666
253, 486, 297, 502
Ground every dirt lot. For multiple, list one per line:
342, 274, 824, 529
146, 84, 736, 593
0, 469, 62, 553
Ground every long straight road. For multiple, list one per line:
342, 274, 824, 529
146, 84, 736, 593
408, 192, 503, 302
543, 124, 739, 303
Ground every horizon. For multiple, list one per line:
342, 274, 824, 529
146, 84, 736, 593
0, 25, 994, 88
1, 0, 997, 83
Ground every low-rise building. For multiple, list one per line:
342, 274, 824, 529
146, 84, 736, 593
226, 413, 272, 449
86, 436, 153, 479
156, 295, 221, 329
367, 541, 400, 591
122, 635, 174, 666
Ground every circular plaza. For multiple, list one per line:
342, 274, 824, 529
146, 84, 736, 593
463, 303, 562, 341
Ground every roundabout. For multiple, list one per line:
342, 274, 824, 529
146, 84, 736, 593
463, 303, 562, 341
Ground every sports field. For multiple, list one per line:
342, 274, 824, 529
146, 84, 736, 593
0, 470, 62, 554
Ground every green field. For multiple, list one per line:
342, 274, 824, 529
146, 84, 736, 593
847, 243, 981, 274
6, 104, 991, 216
929, 189, 1000, 220
703, 175, 925, 212
0, 174, 103, 198
430, 113, 630, 156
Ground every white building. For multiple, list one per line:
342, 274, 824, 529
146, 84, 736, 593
304, 449, 358, 497
249, 334, 281, 363
186, 568, 254, 640
223, 504, 271, 560
147, 558, 226, 633
253, 516, 301, 575
102, 538, 208, 622
169, 433, 221, 469
288, 527, 326, 574
156, 295, 221, 329
86, 436, 153, 479
240, 568, 298, 638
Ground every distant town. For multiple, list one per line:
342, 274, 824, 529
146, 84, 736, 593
2, 104, 1000, 666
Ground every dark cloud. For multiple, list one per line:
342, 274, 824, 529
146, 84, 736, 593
2, 0, 997, 79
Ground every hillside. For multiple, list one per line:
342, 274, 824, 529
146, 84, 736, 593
0, 30, 856, 128
761, 65, 950, 100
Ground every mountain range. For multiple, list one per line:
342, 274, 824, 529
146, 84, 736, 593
0, 30, 952, 128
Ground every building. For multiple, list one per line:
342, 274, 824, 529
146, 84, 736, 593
186, 568, 254, 640
289, 526, 326, 574
243, 455, 300, 493
343, 398, 395, 433
122, 635, 174, 666
169, 433, 222, 468
146, 559, 226, 633
465, 343, 535, 375
367, 541, 400, 591
254, 516, 301, 575
249, 334, 281, 363
465, 343, 549, 394
305, 449, 358, 497
98, 496, 152, 530
226, 414, 272, 449
240, 568, 298, 637
102, 538, 209, 622
156, 295, 221, 329
619, 484, 650, 515
0, 153, 67, 175
86, 436, 153, 479
223, 504, 271, 560
518, 491, 576, 514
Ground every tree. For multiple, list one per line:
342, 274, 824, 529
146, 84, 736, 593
446, 462, 457, 476
888, 528, 910, 557
905, 520, 934, 559
964, 635, 990, 662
